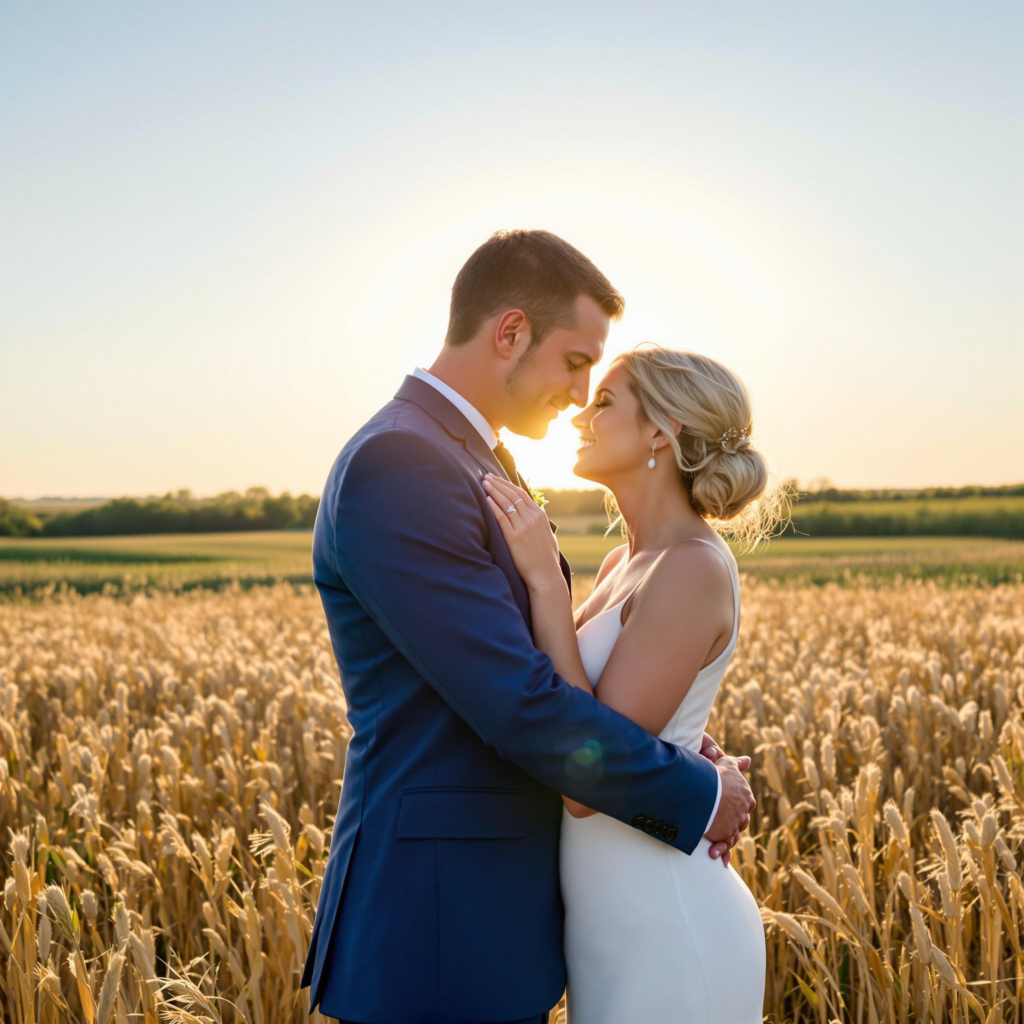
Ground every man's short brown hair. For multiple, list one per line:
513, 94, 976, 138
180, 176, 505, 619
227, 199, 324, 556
444, 229, 625, 349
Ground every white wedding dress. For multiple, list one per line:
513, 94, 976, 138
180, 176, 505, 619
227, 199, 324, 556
560, 537, 766, 1023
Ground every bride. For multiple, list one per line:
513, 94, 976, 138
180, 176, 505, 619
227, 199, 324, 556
483, 345, 782, 1023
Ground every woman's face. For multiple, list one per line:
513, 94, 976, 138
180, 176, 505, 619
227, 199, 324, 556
571, 361, 652, 485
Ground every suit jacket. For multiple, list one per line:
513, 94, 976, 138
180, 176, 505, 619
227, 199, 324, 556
300, 373, 719, 1022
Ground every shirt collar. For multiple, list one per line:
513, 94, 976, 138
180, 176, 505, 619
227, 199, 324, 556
412, 367, 499, 451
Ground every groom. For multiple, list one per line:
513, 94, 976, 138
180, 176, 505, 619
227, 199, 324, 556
301, 229, 755, 1023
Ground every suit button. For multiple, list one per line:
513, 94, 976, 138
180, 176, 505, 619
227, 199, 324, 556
666, 827, 678, 840
643, 818, 655, 833
632, 815, 646, 829
654, 822, 665, 836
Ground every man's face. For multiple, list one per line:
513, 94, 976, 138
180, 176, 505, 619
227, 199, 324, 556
502, 294, 609, 438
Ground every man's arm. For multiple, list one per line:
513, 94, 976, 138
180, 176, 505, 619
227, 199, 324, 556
331, 429, 726, 854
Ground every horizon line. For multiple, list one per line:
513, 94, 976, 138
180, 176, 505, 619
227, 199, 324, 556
8, 478, 1024, 504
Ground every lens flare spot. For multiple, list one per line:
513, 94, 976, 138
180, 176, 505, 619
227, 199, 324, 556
564, 739, 604, 782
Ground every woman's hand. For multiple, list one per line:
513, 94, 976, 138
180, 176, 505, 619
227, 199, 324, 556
483, 473, 564, 592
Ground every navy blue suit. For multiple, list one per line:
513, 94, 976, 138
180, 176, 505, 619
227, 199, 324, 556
300, 374, 719, 1022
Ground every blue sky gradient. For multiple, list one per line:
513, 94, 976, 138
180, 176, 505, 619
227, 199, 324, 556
2, 2, 1021, 496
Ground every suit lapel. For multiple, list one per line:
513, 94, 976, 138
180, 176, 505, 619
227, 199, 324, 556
394, 374, 572, 600
394, 375, 509, 480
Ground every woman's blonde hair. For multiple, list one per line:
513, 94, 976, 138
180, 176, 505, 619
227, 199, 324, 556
605, 343, 794, 552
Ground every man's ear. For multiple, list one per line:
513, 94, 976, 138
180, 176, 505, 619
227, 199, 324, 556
494, 309, 529, 361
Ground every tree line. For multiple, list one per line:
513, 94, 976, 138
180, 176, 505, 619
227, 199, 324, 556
542, 481, 1024, 517
0, 488, 318, 537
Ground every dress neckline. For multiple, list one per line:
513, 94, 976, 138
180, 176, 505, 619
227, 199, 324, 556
576, 588, 637, 631
576, 567, 653, 632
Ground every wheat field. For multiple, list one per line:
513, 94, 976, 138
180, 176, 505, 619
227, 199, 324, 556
1, 574, 1022, 1023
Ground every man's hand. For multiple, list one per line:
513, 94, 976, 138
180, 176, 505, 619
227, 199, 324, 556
699, 733, 745, 867
704, 753, 755, 868
699, 731, 724, 762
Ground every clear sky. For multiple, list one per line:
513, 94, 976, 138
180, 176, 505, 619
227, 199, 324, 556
2, 2, 1021, 498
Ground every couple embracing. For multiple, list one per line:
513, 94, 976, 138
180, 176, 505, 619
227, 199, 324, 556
301, 229, 783, 1023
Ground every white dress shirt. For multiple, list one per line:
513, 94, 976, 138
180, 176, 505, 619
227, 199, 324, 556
410, 366, 722, 837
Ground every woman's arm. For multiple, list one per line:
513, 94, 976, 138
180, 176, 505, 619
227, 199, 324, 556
483, 474, 612, 817
522, 575, 593, 692
483, 474, 618, 693
484, 475, 748, 857
482, 476, 739, 827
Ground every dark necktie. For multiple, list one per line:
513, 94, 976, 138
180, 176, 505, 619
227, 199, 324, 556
490, 439, 560, 537
492, 440, 519, 484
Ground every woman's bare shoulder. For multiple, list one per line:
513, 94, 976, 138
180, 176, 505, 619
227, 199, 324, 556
635, 538, 733, 610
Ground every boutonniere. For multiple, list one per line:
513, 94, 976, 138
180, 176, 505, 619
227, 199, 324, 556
524, 479, 548, 509
523, 478, 559, 535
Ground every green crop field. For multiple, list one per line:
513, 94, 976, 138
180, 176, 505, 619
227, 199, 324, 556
559, 532, 1022, 576
1, 530, 1021, 598
0, 531, 314, 596
796, 496, 1024, 516
549, 494, 1024, 540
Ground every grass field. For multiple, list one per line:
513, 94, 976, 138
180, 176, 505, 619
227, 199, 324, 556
1, 530, 1021, 597
1, 575, 1021, 1022
2, 525, 1023, 1020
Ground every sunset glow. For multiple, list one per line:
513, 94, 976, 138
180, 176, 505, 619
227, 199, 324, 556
2, 5, 1020, 497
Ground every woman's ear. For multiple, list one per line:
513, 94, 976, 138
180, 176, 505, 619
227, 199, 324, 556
654, 418, 683, 448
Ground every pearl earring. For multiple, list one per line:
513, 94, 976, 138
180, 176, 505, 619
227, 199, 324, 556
647, 443, 657, 470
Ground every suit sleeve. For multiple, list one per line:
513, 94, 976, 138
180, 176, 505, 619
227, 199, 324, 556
330, 429, 719, 853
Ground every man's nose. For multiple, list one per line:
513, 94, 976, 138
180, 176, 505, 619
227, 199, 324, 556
568, 383, 589, 408
567, 368, 591, 409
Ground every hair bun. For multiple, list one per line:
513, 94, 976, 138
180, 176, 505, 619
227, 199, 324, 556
611, 345, 794, 550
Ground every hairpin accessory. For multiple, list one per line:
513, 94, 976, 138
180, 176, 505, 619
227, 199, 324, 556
718, 427, 749, 454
